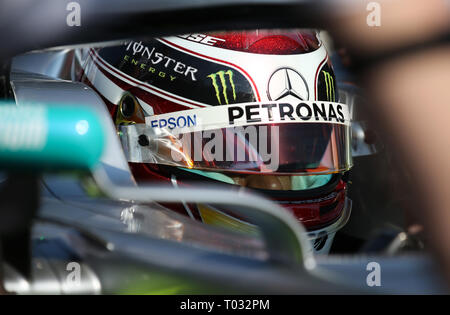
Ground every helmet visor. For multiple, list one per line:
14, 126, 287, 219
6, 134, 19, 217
119, 101, 352, 175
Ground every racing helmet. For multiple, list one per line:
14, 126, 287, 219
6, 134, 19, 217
78, 29, 352, 254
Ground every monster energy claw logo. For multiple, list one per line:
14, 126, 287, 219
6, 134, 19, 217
207, 70, 236, 105
323, 71, 335, 102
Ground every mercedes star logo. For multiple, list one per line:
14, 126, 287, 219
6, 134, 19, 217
267, 68, 309, 102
